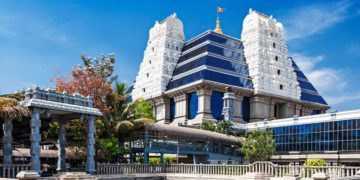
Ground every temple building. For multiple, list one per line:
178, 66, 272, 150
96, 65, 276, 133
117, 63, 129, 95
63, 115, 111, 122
131, 9, 330, 126
129, 9, 360, 165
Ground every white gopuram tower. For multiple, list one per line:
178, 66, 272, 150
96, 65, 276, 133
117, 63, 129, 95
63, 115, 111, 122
132, 13, 185, 101
241, 9, 300, 100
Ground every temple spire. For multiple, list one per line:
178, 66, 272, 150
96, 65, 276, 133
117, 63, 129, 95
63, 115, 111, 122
214, 17, 223, 34
214, 7, 225, 34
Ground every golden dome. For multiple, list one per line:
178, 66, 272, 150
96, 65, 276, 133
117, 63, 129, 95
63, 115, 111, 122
214, 17, 223, 34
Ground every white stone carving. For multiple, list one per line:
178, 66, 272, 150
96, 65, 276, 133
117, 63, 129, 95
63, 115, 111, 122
241, 9, 301, 100
132, 13, 185, 100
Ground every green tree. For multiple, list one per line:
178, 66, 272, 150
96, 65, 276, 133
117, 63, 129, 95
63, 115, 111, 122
240, 129, 276, 162
97, 137, 131, 162
199, 120, 232, 134
134, 99, 155, 119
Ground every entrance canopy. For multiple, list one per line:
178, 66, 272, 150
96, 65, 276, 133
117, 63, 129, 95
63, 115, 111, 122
2, 86, 102, 175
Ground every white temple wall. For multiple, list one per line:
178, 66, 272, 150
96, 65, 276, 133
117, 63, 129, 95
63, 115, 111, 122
241, 9, 301, 100
132, 13, 185, 101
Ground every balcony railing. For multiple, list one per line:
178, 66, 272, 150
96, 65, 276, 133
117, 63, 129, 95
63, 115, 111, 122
0, 164, 31, 178
97, 162, 360, 178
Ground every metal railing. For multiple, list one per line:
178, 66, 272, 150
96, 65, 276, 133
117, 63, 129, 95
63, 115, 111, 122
97, 161, 360, 178
0, 164, 31, 178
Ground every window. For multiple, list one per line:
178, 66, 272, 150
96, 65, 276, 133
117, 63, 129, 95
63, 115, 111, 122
152, 47, 155, 52
277, 69, 281, 75
149, 60, 152, 64
146, 73, 149, 77
273, 43, 276, 48
176, 46, 178, 50
270, 33, 273, 37
280, 84, 283, 90
275, 56, 278, 61
142, 88, 146, 92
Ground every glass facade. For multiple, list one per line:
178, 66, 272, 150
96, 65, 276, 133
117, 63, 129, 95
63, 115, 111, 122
273, 119, 360, 153
187, 92, 198, 119
211, 91, 224, 120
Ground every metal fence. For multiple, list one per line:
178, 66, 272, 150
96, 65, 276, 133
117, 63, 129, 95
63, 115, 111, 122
0, 164, 31, 178
97, 161, 360, 179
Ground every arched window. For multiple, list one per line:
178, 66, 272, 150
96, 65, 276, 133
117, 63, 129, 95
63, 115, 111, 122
187, 92, 198, 119
211, 91, 224, 120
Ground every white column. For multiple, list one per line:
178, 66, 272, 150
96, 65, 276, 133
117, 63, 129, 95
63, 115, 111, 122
57, 118, 66, 171
222, 91, 235, 121
30, 109, 42, 173
191, 89, 215, 125
234, 95, 245, 123
86, 115, 96, 174
172, 94, 187, 125
3, 118, 13, 165
197, 89, 212, 114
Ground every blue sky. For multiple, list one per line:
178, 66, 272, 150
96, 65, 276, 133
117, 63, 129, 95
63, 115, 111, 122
0, 0, 359, 111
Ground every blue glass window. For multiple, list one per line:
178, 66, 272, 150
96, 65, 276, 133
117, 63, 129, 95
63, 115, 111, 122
294, 70, 308, 80
272, 119, 360, 153
298, 81, 318, 92
187, 92, 198, 119
173, 56, 249, 76
300, 92, 327, 105
211, 91, 224, 120
242, 97, 250, 122
167, 70, 253, 90
183, 33, 243, 52
170, 98, 175, 122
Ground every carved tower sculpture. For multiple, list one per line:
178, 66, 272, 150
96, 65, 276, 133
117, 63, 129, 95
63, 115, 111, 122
132, 13, 185, 101
241, 9, 300, 99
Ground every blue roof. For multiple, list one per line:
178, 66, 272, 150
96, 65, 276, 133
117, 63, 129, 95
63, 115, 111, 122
165, 31, 327, 106
291, 59, 328, 105
167, 31, 253, 90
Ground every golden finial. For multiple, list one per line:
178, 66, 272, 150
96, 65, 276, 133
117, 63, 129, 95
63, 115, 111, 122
214, 17, 223, 34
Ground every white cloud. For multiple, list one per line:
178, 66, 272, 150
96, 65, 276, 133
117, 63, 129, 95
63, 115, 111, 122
292, 53, 347, 94
282, 1, 350, 41
326, 93, 360, 105
0, 13, 72, 44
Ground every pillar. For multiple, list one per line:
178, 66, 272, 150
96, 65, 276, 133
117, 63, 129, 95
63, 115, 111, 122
154, 97, 170, 123
86, 115, 96, 174
173, 94, 187, 124
160, 152, 164, 164
234, 94, 245, 123
143, 131, 149, 164
30, 109, 42, 173
143, 152, 149, 164
222, 88, 235, 121
3, 118, 13, 165
193, 89, 214, 124
57, 118, 66, 171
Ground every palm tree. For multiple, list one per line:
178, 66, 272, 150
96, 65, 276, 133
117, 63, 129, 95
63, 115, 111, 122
0, 97, 30, 121
102, 82, 155, 162
109, 82, 155, 136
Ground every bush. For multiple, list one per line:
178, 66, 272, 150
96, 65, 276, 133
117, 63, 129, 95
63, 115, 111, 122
165, 157, 176, 164
304, 159, 327, 166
